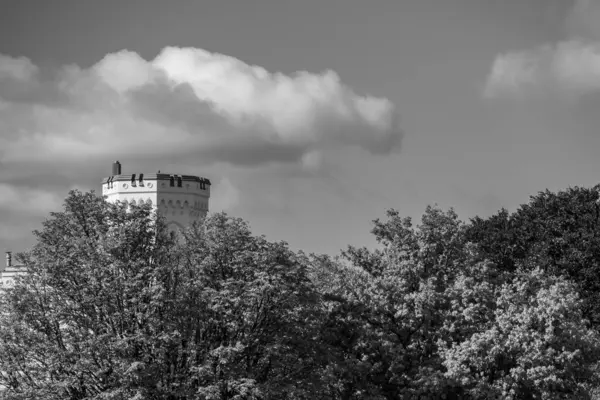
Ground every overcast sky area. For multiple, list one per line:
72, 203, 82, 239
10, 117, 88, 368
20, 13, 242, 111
2, 0, 600, 256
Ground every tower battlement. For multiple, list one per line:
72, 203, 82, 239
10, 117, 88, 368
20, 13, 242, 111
101, 161, 211, 231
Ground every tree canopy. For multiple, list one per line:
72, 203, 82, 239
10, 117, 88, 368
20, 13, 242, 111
466, 186, 600, 328
0, 191, 322, 399
1, 187, 600, 399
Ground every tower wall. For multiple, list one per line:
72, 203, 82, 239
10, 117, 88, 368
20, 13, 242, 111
102, 164, 210, 232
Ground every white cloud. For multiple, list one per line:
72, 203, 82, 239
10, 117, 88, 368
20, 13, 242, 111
484, 49, 542, 98
553, 41, 600, 91
94, 50, 156, 93
0, 46, 403, 170
485, 0, 600, 99
485, 41, 600, 98
0, 46, 404, 251
0, 54, 37, 81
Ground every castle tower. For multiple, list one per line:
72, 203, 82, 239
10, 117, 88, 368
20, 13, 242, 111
101, 161, 211, 232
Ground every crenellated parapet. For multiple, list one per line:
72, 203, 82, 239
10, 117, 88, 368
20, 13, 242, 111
101, 161, 211, 231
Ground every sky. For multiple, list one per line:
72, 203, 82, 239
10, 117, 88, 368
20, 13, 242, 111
1, 0, 600, 256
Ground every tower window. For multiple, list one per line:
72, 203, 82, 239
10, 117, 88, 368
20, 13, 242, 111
131, 174, 136, 187
139, 173, 144, 187
177, 176, 182, 187
169, 176, 174, 187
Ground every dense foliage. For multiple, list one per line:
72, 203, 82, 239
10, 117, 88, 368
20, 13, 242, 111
466, 186, 600, 328
1, 187, 600, 399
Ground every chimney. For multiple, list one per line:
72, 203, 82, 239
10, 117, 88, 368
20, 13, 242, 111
112, 160, 122, 176
5, 251, 11, 268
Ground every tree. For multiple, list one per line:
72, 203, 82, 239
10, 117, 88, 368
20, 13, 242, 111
0, 190, 323, 399
311, 205, 600, 399
175, 213, 324, 399
1, 189, 171, 399
4, 187, 600, 399
312, 206, 470, 399
441, 268, 600, 399
465, 186, 600, 328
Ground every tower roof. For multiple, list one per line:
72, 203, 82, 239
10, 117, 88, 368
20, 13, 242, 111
102, 173, 211, 185
102, 162, 211, 185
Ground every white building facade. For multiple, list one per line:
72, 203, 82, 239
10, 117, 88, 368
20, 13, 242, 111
101, 161, 211, 232
0, 252, 26, 289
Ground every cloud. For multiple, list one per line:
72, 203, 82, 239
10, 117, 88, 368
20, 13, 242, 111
0, 46, 403, 253
0, 47, 403, 171
484, 49, 542, 98
565, 0, 600, 40
484, 0, 600, 99
485, 41, 600, 98
301, 150, 323, 173
0, 54, 38, 82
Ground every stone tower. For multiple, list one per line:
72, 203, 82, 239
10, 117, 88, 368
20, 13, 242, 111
101, 161, 211, 231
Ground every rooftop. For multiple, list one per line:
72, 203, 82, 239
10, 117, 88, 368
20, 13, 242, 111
102, 173, 211, 185
102, 161, 211, 185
